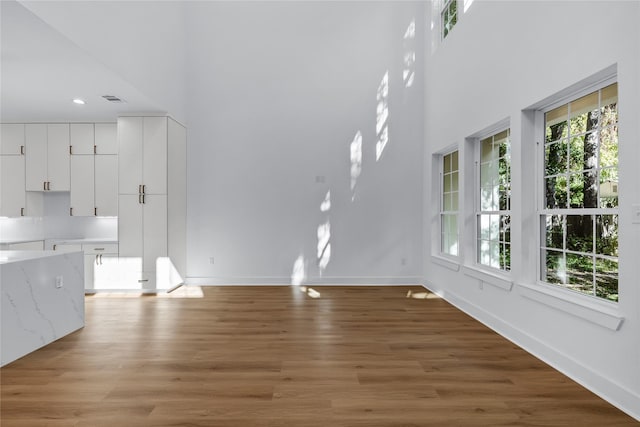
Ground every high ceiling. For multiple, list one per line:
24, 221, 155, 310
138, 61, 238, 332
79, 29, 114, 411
0, 1, 165, 123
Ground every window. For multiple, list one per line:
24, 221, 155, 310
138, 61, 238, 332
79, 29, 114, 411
540, 83, 619, 302
441, 150, 459, 256
441, 0, 458, 39
477, 129, 511, 271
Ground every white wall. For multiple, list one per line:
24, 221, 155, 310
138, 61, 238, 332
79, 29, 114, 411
19, 0, 187, 124
185, 1, 424, 284
424, 0, 640, 419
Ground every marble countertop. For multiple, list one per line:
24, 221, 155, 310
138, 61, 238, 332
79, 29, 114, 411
0, 250, 81, 265
0, 239, 45, 245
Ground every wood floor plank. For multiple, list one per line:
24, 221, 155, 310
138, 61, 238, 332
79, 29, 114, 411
1, 285, 637, 426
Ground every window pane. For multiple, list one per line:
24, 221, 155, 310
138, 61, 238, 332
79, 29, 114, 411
569, 135, 585, 172
481, 137, 494, 162
545, 106, 568, 141
544, 250, 565, 284
595, 258, 618, 302
451, 151, 458, 171
595, 214, 618, 256
566, 215, 593, 253
444, 173, 452, 192
500, 243, 511, 271
451, 171, 459, 192
451, 191, 459, 211
568, 170, 597, 208
480, 162, 494, 186
443, 193, 452, 211
500, 215, 511, 243
499, 184, 509, 211
480, 186, 494, 211
599, 126, 618, 168
545, 176, 567, 209
543, 215, 564, 249
443, 153, 452, 173
545, 140, 568, 176
566, 253, 593, 295
599, 167, 618, 208
569, 92, 598, 134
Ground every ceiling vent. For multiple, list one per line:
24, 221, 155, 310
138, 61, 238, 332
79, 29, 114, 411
102, 95, 125, 103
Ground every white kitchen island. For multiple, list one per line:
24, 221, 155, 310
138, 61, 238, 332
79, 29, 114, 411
1, 250, 85, 367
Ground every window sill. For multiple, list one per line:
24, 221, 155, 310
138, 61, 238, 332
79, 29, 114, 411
431, 255, 460, 271
463, 265, 513, 291
516, 282, 624, 331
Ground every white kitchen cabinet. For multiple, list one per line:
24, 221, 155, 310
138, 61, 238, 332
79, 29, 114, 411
1, 124, 25, 155
53, 242, 118, 290
95, 155, 118, 216
25, 124, 70, 191
70, 155, 95, 216
4, 241, 45, 250
95, 123, 117, 155
0, 155, 26, 217
117, 116, 185, 290
70, 124, 94, 155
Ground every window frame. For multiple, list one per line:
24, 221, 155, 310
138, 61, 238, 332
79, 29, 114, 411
441, 0, 459, 40
475, 127, 512, 273
440, 149, 460, 258
536, 76, 619, 303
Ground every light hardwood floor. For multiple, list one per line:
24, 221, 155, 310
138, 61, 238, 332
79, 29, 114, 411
1, 286, 637, 426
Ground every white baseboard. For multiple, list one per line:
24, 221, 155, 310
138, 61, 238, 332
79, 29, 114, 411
185, 276, 422, 286
421, 281, 640, 422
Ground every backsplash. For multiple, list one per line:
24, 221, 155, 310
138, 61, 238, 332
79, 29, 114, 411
0, 192, 117, 243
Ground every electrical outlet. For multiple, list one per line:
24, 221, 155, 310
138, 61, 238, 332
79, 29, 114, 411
55, 275, 63, 288
209, 257, 215, 264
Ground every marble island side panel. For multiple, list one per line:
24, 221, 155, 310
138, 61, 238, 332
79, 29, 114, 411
1, 251, 85, 367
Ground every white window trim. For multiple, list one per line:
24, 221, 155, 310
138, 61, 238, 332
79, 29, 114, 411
534, 74, 619, 302
439, 148, 460, 259
474, 126, 512, 274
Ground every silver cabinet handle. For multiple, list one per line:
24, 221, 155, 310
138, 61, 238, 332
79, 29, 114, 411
138, 184, 142, 194
138, 194, 142, 204
142, 184, 146, 194
138, 279, 149, 283
94, 248, 105, 251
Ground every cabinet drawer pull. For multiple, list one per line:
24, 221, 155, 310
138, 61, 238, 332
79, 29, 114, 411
69, 145, 73, 155
142, 184, 146, 194
94, 207, 97, 216
94, 248, 105, 251
139, 184, 142, 194
53, 244, 57, 250
138, 194, 142, 204
20, 145, 24, 155
20, 207, 24, 216
70, 207, 73, 216
94, 145, 97, 154
138, 279, 149, 283
47, 182, 51, 191
44, 181, 47, 191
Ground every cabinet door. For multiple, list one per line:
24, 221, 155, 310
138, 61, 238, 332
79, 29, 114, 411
95, 155, 118, 217
142, 194, 167, 274
70, 124, 94, 155
84, 254, 97, 290
143, 117, 167, 195
93, 254, 120, 289
25, 124, 47, 191
118, 194, 143, 259
47, 124, 70, 191
1, 124, 25, 155
0, 155, 26, 217
95, 123, 117, 155
118, 117, 143, 195
70, 155, 95, 216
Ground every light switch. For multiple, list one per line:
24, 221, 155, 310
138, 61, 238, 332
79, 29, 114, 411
633, 204, 640, 224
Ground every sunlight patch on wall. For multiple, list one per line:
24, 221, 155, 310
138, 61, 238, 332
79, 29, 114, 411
291, 254, 307, 286
403, 19, 416, 88
317, 190, 331, 275
350, 131, 362, 201
376, 71, 389, 161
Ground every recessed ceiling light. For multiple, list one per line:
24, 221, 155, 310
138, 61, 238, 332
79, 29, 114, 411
73, 98, 85, 105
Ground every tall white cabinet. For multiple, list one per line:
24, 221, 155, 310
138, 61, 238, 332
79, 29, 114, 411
70, 123, 118, 216
117, 116, 186, 290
